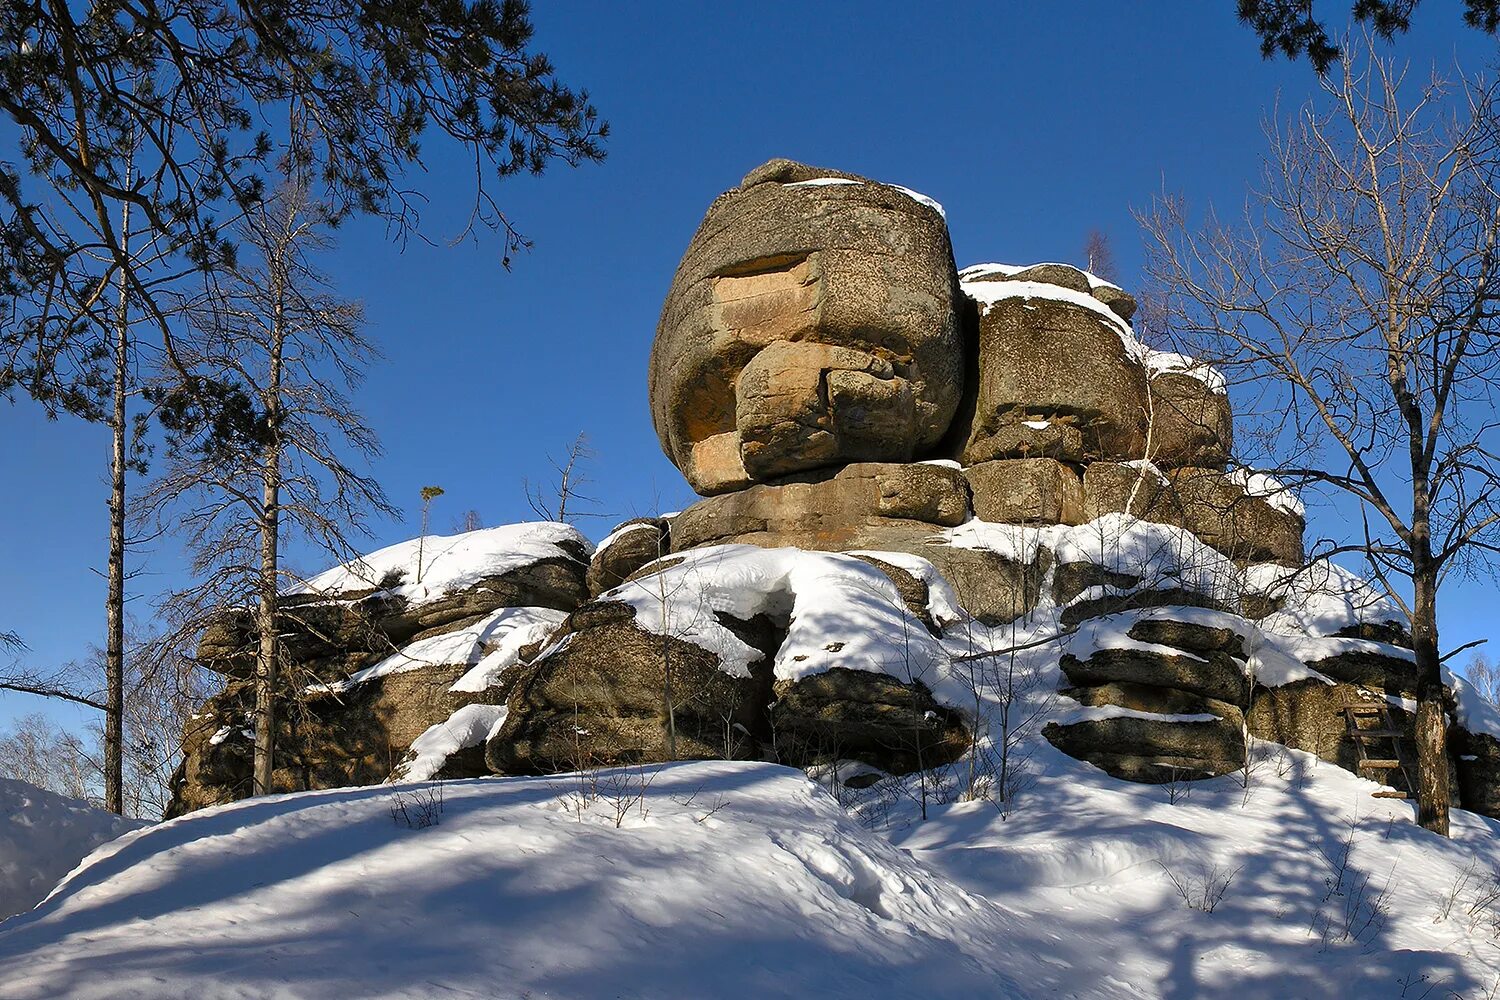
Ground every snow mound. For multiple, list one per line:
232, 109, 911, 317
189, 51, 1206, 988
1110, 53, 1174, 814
0, 779, 144, 923
0, 763, 1029, 1000
1248, 559, 1409, 638
291, 522, 589, 606
605, 544, 956, 683
891, 739, 1500, 1000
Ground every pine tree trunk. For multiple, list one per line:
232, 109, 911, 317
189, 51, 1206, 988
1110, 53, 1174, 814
1412, 573, 1451, 836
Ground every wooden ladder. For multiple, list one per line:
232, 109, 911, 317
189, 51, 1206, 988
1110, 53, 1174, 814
1343, 701, 1416, 800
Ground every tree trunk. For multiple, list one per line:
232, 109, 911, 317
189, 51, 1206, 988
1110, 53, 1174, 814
103, 193, 131, 815
1411, 573, 1451, 836
252, 267, 287, 796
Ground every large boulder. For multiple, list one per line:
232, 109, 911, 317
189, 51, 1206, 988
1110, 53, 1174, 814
1452, 727, 1500, 819
957, 284, 1148, 465
1146, 366, 1233, 470
666, 463, 1045, 623
169, 526, 591, 816
770, 669, 968, 774
169, 661, 494, 817
668, 461, 970, 551
487, 601, 767, 774
588, 518, 670, 596
1246, 679, 1410, 775
1059, 644, 1250, 706
649, 158, 963, 494
965, 457, 1085, 525
1081, 463, 1303, 566
1044, 687, 1245, 783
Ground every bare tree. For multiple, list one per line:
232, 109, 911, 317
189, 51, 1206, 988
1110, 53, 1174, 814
453, 509, 485, 534
1140, 39, 1500, 835
525, 433, 602, 523
1465, 652, 1500, 708
143, 182, 393, 798
1083, 229, 1119, 283
0, 625, 212, 817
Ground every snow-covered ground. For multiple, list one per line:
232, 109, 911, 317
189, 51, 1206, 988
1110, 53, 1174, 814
0, 763, 1032, 1000
0, 779, 144, 922
2, 753, 1498, 998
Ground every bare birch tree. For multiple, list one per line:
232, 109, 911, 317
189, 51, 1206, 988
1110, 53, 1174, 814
1140, 39, 1500, 835
143, 182, 393, 797
525, 433, 602, 524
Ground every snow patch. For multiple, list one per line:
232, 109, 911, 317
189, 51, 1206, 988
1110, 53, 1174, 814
449, 607, 570, 693
393, 704, 508, 783
606, 545, 952, 685
291, 522, 589, 608
1225, 468, 1305, 519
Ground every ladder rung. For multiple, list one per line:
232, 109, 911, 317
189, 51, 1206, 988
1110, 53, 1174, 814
1372, 790, 1409, 799
1348, 707, 1385, 716
1358, 759, 1402, 769
1350, 729, 1403, 739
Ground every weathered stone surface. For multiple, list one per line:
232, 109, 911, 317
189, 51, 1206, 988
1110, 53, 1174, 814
168, 662, 497, 818
1059, 646, 1251, 705
665, 464, 1044, 624
1161, 469, 1303, 566
488, 601, 767, 774
1051, 561, 1141, 607
588, 519, 670, 596
965, 458, 1084, 526
1090, 283, 1138, 322
1126, 616, 1247, 660
1452, 727, 1500, 819
1044, 711, 1244, 782
771, 669, 969, 775
921, 540, 1050, 626
170, 554, 590, 815
1247, 680, 1400, 773
669, 462, 970, 553
1148, 372, 1232, 470
737, 342, 918, 480
1081, 461, 1168, 521
650, 158, 963, 494
985, 262, 1094, 294
962, 421, 1087, 464
196, 558, 589, 683
1082, 464, 1303, 566
1062, 681, 1245, 726
959, 295, 1148, 467
488, 595, 969, 778
1061, 589, 1225, 631
1300, 644, 1422, 695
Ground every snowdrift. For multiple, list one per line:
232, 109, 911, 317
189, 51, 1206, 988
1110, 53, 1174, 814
0, 779, 143, 922
5, 754, 1500, 998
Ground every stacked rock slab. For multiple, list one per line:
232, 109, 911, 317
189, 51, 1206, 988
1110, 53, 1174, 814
167, 531, 590, 816
1046, 610, 1251, 782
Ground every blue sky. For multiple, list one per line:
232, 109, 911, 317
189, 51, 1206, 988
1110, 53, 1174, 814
3, 2, 1498, 733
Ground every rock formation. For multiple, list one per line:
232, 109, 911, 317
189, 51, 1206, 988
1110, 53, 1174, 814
168, 158, 1500, 824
